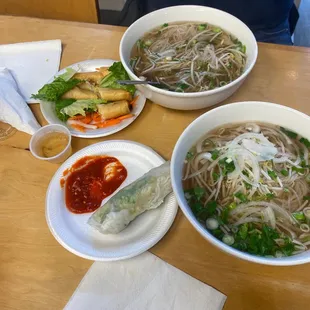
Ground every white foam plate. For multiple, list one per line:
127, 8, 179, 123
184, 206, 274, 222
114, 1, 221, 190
40, 59, 146, 138
46, 140, 178, 261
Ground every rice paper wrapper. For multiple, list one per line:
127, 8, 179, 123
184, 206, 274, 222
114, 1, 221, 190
88, 161, 172, 234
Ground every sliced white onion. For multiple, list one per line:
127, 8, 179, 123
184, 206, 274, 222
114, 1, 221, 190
67, 120, 97, 129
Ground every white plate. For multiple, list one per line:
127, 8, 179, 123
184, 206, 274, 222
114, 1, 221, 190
40, 59, 146, 138
46, 140, 178, 261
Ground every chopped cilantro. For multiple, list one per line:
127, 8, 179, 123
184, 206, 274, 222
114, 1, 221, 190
198, 24, 207, 31
280, 127, 297, 139
234, 192, 247, 203
266, 193, 275, 200
268, 170, 277, 180
212, 172, 220, 181
211, 149, 220, 160
300, 137, 310, 148
280, 169, 289, 176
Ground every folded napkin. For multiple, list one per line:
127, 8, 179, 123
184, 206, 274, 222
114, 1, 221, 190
0, 68, 40, 135
65, 252, 226, 310
0, 39, 61, 103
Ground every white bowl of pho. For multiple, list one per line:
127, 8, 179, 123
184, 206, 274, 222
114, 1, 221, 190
119, 5, 257, 110
171, 101, 310, 265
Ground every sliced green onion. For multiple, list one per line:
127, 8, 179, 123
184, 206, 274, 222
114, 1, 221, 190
292, 166, 305, 174
280, 169, 289, 176
198, 24, 207, 31
213, 27, 222, 33
300, 137, 310, 148
268, 170, 277, 180
292, 212, 306, 221
206, 218, 219, 230
280, 127, 297, 139
222, 234, 234, 245
212, 172, 220, 181
162, 23, 168, 28
211, 149, 220, 160
234, 192, 247, 203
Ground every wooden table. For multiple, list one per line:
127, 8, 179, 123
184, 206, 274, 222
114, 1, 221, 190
1, 16, 310, 310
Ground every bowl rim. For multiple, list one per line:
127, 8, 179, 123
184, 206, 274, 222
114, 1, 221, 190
120, 5, 258, 98
171, 101, 310, 266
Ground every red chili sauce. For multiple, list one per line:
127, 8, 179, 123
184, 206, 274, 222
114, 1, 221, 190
61, 156, 127, 214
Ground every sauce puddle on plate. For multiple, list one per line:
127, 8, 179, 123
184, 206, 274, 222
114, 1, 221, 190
61, 156, 127, 214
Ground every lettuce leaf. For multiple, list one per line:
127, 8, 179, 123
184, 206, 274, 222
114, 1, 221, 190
60, 99, 106, 117
100, 61, 136, 95
58, 68, 77, 81
32, 68, 80, 102
32, 77, 81, 102
55, 99, 76, 122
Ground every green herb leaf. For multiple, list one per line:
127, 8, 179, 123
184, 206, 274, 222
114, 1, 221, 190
186, 151, 194, 160
221, 207, 230, 224
194, 187, 206, 200
211, 149, 220, 160
280, 127, 297, 139
300, 137, 310, 148
198, 24, 207, 31
238, 224, 248, 240
292, 212, 306, 221
219, 158, 235, 175
234, 192, 247, 203
292, 166, 305, 174
55, 99, 76, 122
268, 170, 277, 180
162, 23, 169, 28
280, 169, 289, 176
212, 172, 219, 182
244, 181, 252, 190
266, 193, 275, 200
100, 61, 136, 95
32, 77, 81, 102
303, 195, 310, 201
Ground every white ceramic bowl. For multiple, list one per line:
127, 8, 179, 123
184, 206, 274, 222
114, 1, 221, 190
171, 101, 310, 265
120, 5, 258, 110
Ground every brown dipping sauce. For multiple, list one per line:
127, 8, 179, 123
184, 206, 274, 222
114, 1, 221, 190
37, 131, 69, 158
61, 156, 127, 214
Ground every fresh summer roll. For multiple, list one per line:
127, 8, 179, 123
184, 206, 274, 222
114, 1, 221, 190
97, 100, 130, 120
88, 161, 172, 234
97, 88, 132, 102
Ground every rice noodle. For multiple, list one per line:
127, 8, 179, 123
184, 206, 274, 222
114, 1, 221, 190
184, 121, 310, 257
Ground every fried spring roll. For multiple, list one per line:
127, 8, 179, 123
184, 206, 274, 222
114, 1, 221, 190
96, 67, 110, 78
97, 100, 130, 120
73, 71, 104, 84
78, 82, 95, 91
97, 88, 132, 102
62, 87, 98, 100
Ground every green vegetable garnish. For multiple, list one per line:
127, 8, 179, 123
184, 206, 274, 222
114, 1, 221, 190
162, 23, 169, 28
60, 99, 105, 117
55, 99, 76, 122
244, 181, 252, 190
221, 207, 230, 224
32, 76, 81, 102
292, 166, 305, 174
300, 137, 310, 148
212, 172, 220, 181
292, 212, 306, 221
268, 170, 277, 180
234, 192, 247, 203
213, 27, 222, 33
303, 195, 310, 201
266, 193, 275, 200
186, 151, 194, 160
100, 61, 136, 95
211, 149, 220, 160
198, 24, 207, 31
219, 158, 235, 175
280, 169, 289, 176
176, 83, 189, 92
280, 127, 298, 139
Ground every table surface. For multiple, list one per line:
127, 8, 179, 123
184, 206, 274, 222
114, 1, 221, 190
1, 15, 310, 310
